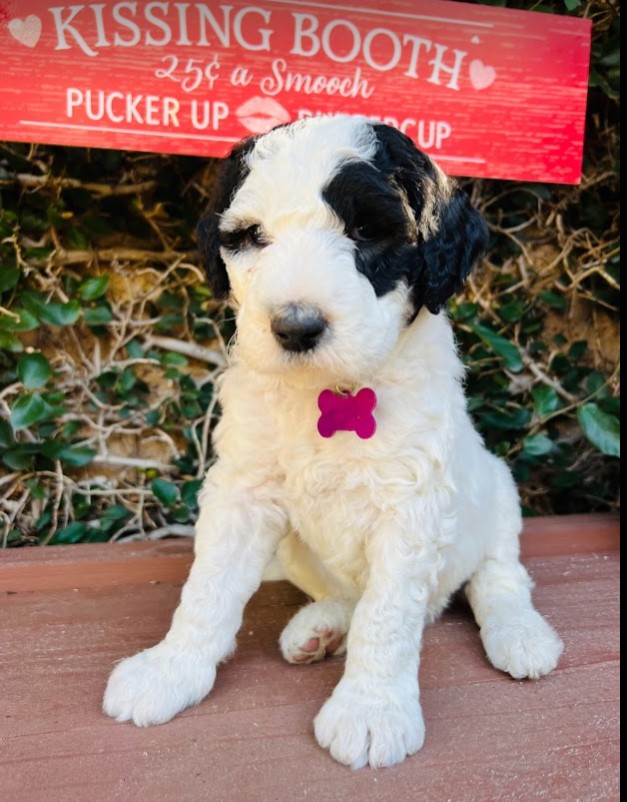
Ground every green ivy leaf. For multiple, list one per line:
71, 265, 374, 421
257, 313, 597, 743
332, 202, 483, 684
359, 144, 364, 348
182, 401, 201, 419
2, 448, 35, 471
155, 312, 185, 331
532, 385, 560, 417
24, 246, 54, 261
451, 301, 478, 321
51, 522, 89, 545
164, 368, 182, 381
157, 291, 184, 310
145, 409, 162, 426
84, 303, 113, 325
599, 397, 620, 417
86, 529, 112, 543
171, 504, 192, 523
2, 441, 43, 470
481, 407, 531, 431
62, 420, 82, 439
181, 479, 203, 508
522, 433, 554, 457
65, 227, 90, 250
470, 323, 524, 372
585, 371, 608, 397
0, 265, 21, 294
0, 420, 15, 449
39, 439, 65, 460
35, 510, 52, 533
151, 478, 179, 506
126, 339, 144, 359
10, 393, 46, 431
0, 331, 23, 352
539, 291, 566, 310
118, 367, 137, 393
17, 353, 52, 389
0, 308, 40, 333
58, 444, 97, 467
26, 478, 46, 500
498, 299, 525, 323
102, 504, 131, 522
78, 275, 110, 301
160, 351, 188, 367
577, 403, 620, 457
568, 340, 588, 362
22, 292, 82, 327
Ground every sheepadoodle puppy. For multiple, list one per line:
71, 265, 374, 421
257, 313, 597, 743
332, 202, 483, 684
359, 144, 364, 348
104, 115, 563, 769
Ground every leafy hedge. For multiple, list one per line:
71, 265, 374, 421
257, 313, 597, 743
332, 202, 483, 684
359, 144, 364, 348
0, 0, 619, 546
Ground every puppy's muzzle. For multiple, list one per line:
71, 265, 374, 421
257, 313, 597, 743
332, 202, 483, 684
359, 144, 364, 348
270, 304, 328, 353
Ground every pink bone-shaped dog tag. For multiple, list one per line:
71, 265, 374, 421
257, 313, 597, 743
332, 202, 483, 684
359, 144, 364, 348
317, 388, 377, 439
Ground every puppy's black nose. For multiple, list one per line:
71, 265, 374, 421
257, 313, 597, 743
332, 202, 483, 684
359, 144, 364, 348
270, 304, 327, 352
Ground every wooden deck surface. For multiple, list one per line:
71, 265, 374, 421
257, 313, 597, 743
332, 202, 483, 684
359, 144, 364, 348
0, 514, 620, 802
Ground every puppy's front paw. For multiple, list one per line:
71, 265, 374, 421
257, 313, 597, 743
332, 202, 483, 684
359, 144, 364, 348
314, 679, 425, 769
103, 641, 216, 726
482, 610, 563, 680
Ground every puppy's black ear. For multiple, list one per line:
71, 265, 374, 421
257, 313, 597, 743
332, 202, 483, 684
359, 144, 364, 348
417, 185, 489, 314
196, 137, 257, 299
371, 123, 489, 316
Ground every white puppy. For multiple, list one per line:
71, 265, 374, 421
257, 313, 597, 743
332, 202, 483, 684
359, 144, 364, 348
104, 115, 563, 769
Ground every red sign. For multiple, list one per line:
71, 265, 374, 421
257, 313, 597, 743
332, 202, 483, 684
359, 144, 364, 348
0, 1, 591, 183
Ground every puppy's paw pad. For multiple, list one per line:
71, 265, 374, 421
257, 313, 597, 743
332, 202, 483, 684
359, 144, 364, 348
285, 627, 346, 664
482, 612, 563, 679
280, 600, 351, 665
314, 682, 425, 769
103, 642, 216, 726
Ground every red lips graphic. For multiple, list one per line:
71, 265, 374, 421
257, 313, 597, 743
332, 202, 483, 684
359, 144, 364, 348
235, 97, 291, 134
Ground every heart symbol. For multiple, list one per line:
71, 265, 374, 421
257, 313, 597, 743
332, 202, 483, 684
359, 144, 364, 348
7, 15, 42, 48
469, 59, 496, 91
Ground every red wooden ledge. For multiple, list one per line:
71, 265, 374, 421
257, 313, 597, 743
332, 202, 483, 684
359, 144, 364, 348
0, 513, 619, 801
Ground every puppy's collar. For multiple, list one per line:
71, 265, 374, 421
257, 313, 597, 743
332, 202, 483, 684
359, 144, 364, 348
317, 388, 377, 439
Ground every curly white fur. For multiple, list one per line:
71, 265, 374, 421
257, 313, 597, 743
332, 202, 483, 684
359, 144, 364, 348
104, 115, 562, 769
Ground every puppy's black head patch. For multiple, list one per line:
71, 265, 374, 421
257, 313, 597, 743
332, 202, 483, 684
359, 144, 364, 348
322, 160, 416, 297
196, 136, 258, 299
323, 123, 488, 318
372, 124, 489, 317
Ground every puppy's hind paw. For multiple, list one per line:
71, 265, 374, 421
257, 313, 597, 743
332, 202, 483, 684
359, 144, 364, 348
279, 599, 352, 664
282, 627, 346, 664
103, 642, 216, 726
481, 610, 563, 680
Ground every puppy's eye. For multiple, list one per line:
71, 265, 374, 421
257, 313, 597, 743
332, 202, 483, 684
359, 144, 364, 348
244, 224, 266, 246
350, 223, 378, 243
220, 223, 267, 252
